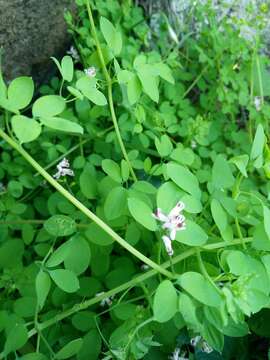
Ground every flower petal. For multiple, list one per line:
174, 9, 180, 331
162, 235, 173, 256
169, 201, 185, 217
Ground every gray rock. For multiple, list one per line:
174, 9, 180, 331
0, 0, 75, 82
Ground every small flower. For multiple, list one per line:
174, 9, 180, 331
84, 66, 96, 78
254, 96, 263, 111
169, 348, 188, 360
191, 140, 197, 149
190, 335, 201, 347
141, 264, 150, 271
162, 235, 174, 256
153, 201, 186, 241
53, 158, 74, 180
95, 292, 114, 307
67, 45, 80, 61
201, 340, 213, 354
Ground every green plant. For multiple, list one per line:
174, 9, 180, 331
0, 0, 270, 359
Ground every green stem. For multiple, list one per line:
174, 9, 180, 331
235, 217, 246, 250
0, 129, 171, 279
23, 238, 252, 343
85, 0, 137, 182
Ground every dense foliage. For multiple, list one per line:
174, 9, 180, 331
0, 0, 270, 359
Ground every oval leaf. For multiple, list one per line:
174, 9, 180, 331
49, 269, 80, 293
11, 115, 41, 144
55, 338, 83, 359
153, 280, 178, 322
128, 197, 157, 231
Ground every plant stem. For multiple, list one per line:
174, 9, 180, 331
85, 0, 137, 182
22, 237, 252, 343
0, 128, 171, 279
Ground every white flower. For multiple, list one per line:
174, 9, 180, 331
169, 348, 188, 360
67, 46, 80, 61
95, 292, 114, 307
190, 336, 213, 354
190, 335, 201, 347
141, 264, 150, 271
153, 201, 186, 240
53, 158, 74, 180
191, 140, 197, 149
201, 340, 213, 354
162, 235, 174, 256
84, 66, 96, 78
254, 96, 263, 111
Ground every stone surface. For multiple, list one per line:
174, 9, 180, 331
0, 0, 75, 82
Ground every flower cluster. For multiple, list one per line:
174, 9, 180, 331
153, 201, 186, 256
84, 66, 96, 78
53, 158, 74, 180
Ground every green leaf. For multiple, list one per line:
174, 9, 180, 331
178, 272, 222, 307
167, 163, 201, 199
76, 76, 107, 106
0, 97, 19, 113
230, 154, 249, 177
170, 148, 195, 166
64, 236, 91, 275
77, 330, 101, 360
36, 270, 51, 310
49, 269, 79, 293
100, 17, 122, 55
44, 215, 76, 237
180, 194, 202, 214
179, 293, 202, 332
33, 95, 66, 118
263, 206, 270, 239
61, 56, 74, 82
102, 159, 122, 183
55, 338, 83, 359
20, 354, 48, 360
127, 75, 142, 104
211, 199, 228, 232
104, 186, 127, 220
128, 197, 157, 231
153, 280, 178, 322
117, 70, 134, 83
212, 155, 235, 189
201, 321, 224, 352
121, 160, 130, 182
175, 220, 208, 246
67, 86, 84, 100
253, 224, 270, 251
79, 164, 98, 199
11, 115, 41, 144
154, 63, 174, 84
250, 124, 265, 168
157, 181, 183, 214
8, 76, 34, 109
223, 319, 249, 337
46, 241, 71, 267
4, 323, 28, 355
85, 223, 114, 246
155, 134, 173, 157
137, 66, 159, 102
40, 116, 83, 134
